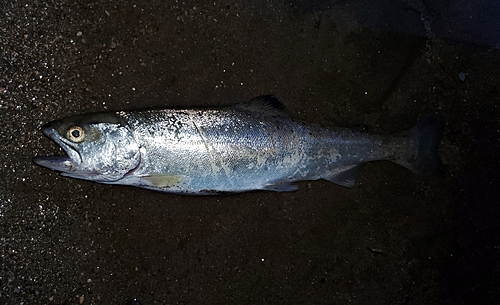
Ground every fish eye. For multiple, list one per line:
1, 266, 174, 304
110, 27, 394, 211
67, 126, 85, 142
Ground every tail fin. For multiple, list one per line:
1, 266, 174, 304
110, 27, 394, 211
398, 114, 445, 175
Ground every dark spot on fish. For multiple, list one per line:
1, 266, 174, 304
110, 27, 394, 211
198, 189, 232, 195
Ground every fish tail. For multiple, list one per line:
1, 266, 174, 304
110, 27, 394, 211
397, 114, 445, 175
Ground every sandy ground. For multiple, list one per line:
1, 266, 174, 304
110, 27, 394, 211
1, 0, 500, 304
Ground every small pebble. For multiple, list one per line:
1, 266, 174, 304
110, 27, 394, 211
458, 71, 467, 82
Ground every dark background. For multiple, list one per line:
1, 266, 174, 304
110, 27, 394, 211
1, 0, 499, 304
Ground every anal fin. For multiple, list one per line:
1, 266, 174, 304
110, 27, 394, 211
263, 182, 299, 192
323, 165, 362, 188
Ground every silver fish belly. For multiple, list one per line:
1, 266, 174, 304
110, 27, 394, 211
33, 95, 443, 194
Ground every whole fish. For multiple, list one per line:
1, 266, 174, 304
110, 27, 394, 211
33, 95, 443, 194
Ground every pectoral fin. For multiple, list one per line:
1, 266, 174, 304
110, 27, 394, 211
142, 174, 182, 187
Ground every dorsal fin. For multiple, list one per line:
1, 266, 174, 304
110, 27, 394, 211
231, 95, 288, 117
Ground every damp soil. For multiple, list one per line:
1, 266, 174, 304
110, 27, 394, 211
1, 1, 499, 304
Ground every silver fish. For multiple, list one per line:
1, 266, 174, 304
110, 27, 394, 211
33, 95, 443, 194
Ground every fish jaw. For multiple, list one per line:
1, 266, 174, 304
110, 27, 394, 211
33, 123, 82, 175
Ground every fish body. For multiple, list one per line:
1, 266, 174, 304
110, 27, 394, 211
34, 95, 443, 194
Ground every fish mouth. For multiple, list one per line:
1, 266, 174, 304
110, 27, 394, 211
33, 124, 82, 174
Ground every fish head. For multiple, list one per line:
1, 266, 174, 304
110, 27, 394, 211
33, 112, 141, 182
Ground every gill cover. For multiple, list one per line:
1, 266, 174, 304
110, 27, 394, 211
34, 112, 141, 182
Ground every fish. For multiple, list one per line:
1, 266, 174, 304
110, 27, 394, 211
33, 95, 444, 194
